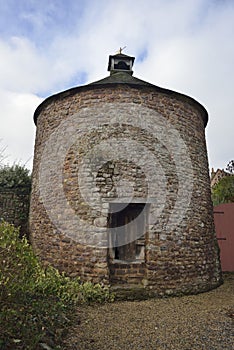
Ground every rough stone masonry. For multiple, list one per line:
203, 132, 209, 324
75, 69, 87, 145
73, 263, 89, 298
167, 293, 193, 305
29, 53, 222, 298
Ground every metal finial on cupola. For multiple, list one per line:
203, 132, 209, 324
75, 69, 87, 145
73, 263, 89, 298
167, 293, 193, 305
117, 46, 126, 54
108, 48, 135, 75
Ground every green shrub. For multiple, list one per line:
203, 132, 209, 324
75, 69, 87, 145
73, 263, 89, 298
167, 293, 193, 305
0, 164, 31, 189
212, 175, 234, 205
0, 222, 39, 296
0, 221, 114, 349
34, 265, 113, 304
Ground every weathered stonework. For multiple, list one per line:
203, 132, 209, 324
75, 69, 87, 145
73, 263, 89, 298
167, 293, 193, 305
30, 56, 222, 298
0, 187, 30, 237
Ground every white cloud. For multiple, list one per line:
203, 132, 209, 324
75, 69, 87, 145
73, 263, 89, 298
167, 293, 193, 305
0, 89, 42, 168
0, 0, 233, 170
0, 36, 80, 94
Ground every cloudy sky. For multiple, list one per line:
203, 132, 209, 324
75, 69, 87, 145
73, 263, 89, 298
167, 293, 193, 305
0, 0, 233, 171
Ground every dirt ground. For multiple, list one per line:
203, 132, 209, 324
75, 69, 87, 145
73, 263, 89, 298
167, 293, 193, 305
66, 274, 234, 350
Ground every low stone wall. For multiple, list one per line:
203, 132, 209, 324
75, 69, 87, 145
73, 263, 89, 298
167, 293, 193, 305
0, 187, 30, 237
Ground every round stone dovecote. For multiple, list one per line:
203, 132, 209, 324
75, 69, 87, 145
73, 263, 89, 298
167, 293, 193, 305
29, 53, 222, 298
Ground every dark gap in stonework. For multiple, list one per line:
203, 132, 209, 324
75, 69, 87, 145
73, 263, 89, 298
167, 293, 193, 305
108, 203, 148, 262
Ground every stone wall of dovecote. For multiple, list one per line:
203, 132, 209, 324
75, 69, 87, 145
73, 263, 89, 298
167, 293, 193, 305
29, 83, 222, 297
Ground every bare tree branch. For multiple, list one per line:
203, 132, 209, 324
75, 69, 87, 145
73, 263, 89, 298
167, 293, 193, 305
0, 139, 8, 166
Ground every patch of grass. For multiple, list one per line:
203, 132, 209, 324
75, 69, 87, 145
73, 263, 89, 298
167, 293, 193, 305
0, 221, 114, 349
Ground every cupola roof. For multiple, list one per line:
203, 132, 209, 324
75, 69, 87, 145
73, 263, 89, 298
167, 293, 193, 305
33, 51, 208, 127
108, 52, 135, 75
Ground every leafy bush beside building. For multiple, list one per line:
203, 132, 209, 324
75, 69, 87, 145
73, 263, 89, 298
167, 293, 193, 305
0, 222, 113, 349
212, 175, 234, 206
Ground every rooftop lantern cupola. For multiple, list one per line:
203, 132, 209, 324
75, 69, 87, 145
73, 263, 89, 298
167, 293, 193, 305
108, 48, 135, 76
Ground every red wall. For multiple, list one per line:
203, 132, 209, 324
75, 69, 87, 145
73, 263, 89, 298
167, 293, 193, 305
214, 203, 234, 272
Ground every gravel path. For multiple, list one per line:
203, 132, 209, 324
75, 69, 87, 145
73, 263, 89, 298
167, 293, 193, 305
66, 274, 234, 350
